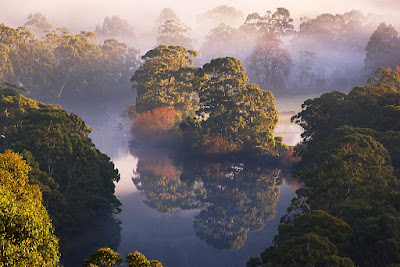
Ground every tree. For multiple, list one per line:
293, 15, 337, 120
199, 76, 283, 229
84, 248, 164, 267
0, 88, 121, 236
131, 45, 199, 114
95, 16, 135, 41
0, 23, 140, 104
126, 251, 164, 267
240, 8, 294, 36
296, 10, 368, 50
133, 107, 182, 142
0, 150, 60, 266
24, 12, 52, 37
364, 23, 400, 75
296, 51, 316, 90
158, 8, 178, 25
156, 18, 193, 48
199, 23, 243, 64
283, 72, 400, 266
197, 5, 244, 28
246, 33, 292, 94
83, 247, 123, 267
181, 56, 281, 154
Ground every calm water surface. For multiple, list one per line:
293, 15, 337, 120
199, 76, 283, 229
76, 96, 304, 267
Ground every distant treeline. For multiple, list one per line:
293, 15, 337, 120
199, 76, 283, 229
2, 8, 400, 105
0, 22, 140, 104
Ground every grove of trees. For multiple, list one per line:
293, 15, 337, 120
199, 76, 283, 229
0, 85, 121, 264
249, 68, 400, 266
0, 22, 140, 105
130, 45, 288, 156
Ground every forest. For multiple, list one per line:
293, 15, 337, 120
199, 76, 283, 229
0, 1, 400, 266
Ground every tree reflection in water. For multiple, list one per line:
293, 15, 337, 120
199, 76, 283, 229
131, 148, 288, 250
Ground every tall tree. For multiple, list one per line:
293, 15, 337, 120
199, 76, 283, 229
364, 23, 400, 75
197, 5, 244, 28
24, 12, 52, 37
240, 8, 294, 36
188, 57, 281, 153
95, 16, 135, 41
246, 33, 292, 94
131, 45, 199, 114
199, 23, 243, 64
157, 18, 193, 48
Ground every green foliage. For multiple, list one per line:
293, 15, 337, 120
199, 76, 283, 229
0, 89, 121, 236
83, 247, 123, 267
131, 45, 199, 114
126, 251, 164, 267
0, 23, 139, 103
182, 57, 280, 154
84, 249, 164, 267
131, 47, 284, 156
0, 150, 60, 266
254, 71, 400, 266
254, 211, 354, 266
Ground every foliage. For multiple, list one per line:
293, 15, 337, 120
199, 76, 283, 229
157, 18, 192, 48
95, 16, 135, 40
131, 47, 285, 156
365, 23, 400, 75
133, 107, 182, 142
181, 56, 280, 155
126, 251, 164, 267
0, 23, 139, 104
197, 5, 244, 27
83, 247, 123, 267
295, 10, 368, 50
24, 12, 52, 37
0, 88, 121, 236
199, 23, 243, 64
0, 150, 60, 266
255, 71, 400, 266
158, 8, 178, 25
84, 248, 164, 267
240, 8, 294, 36
131, 45, 199, 114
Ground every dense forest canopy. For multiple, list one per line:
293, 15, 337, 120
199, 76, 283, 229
0, 22, 140, 106
0, 150, 60, 266
249, 68, 400, 266
0, 85, 121, 264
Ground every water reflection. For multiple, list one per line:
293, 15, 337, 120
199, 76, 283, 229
132, 148, 290, 251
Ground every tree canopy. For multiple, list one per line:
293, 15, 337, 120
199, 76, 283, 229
0, 87, 121, 238
0, 150, 60, 266
251, 69, 400, 266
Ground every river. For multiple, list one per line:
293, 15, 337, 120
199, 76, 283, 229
66, 95, 307, 266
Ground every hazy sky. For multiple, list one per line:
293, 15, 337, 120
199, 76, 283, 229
1, 0, 399, 32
